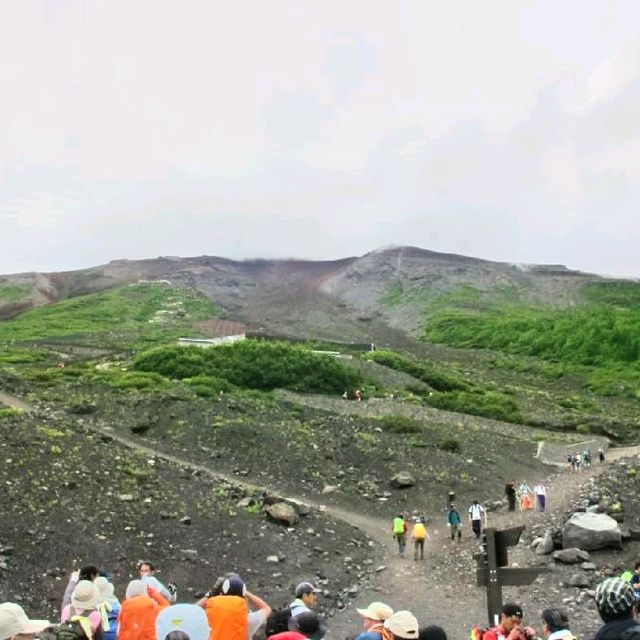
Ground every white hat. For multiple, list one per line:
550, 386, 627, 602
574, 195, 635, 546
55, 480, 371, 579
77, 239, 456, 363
384, 611, 419, 640
71, 580, 99, 612
356, 602, 394, 622
125, 580, 147, 599
156, 605, 209, 640
0, 603, 50, 640
94, 577, 118, 605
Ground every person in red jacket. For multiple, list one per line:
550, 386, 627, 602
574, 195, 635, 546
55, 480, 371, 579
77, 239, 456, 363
118, 579, 169, 640
483, 603, 535, 640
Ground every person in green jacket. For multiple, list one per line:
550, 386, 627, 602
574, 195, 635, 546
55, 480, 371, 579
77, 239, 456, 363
392, 514, 407, 557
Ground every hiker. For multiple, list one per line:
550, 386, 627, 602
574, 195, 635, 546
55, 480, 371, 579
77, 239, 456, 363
392, 515, 408, 557
62, 566, 100, 610
156, 604, 210, 640
270, 611, 326, 640
539, 608, 573, 640
447, 504, 462, 542
482, 602, 535, 640
60, 580, 102, 636
198, 574, 271, 640
583, 450, 591, 468
517, 482, 532, 510
118, 579, 170, 640
505, 482, 517, 512
94, 576, 120, 640
383, 611, 419, 640
631, 561, 640, 602
354, 602, 394, 640
0, 604, 49, 640
139, 561, 177, 603
411, 517, 430, 561
289, 582, 320, 618
468, 500, 487, 540
593, 577, 640, 640
418, 627, 447, 640
599, 448, 606, 464
533, 482, 547, 512
355, 389, 362, 402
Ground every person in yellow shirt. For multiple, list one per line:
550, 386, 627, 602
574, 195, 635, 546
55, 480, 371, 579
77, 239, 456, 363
410, 517, 430, 561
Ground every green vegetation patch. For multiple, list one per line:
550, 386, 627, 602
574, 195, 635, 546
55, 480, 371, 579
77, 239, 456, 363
133, 339, 364, 394
379, 414, 423, 433
0, 285, 29, 302
425, 389, 522, 424
0, 283, 220, 346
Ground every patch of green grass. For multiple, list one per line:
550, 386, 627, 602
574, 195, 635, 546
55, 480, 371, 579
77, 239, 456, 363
0, 349, 50, 364
379, 415, 423, 433
0, 407, 22, 418
381, 281, 405, 307
438, 437, 461, 453
425, 389, 523, 423
0, 283, 220, 347
0, 285, 29, 302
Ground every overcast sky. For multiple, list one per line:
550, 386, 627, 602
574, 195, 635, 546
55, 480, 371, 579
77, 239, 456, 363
2, 1, 640, 277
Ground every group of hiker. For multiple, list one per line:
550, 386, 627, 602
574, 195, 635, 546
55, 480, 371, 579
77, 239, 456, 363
503, 482, 548, 513
567, 449, 605, 471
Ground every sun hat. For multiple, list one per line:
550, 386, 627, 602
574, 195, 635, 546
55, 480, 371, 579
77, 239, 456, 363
0, 603, 50, 640
71, 580, 99, 612
356, 602, 394, 622
94, 577, 118, 605
126, 579, 147, 599
595, 578, 636, 616
295, 582, 321, 598
156, 604, 209, 640
384, 611, 419, 639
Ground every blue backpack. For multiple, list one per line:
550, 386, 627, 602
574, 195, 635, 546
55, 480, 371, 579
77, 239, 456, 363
99, 601, 120, 640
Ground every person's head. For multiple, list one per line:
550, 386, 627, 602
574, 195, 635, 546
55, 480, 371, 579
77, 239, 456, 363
165, 633, 190, 640
125, 579, 147, 599
156, 605, 209, 640
71, 580, 100, 613
595, 577, 637, 622
295, 582, 320, 608
449, 504, 455, 510
540, 609, 569, 638
0, 604, 50, 640
384, 611, 419, 640
78, 566, 99, 582
94, 577, 117, 604
289, 612, 327, 640
138, 561, 156, 578
219, 575, 246, 597
473, 500, 478, 505
356, 603, 394, 630
418, 626, 447, 640
635, 561, 640, 574
499, 603, 524, 633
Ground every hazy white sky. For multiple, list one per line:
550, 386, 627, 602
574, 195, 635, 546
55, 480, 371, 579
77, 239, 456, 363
2, 1, 640, 276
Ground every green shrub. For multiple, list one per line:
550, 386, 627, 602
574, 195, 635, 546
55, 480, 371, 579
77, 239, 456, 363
0, 407, 22, 419
67, 397, 97, 414
133, 340, 364, 394
425, 390, 523, 423
438, 437, 461, 453
111, 371, 169, 390
379, 415, 423, 433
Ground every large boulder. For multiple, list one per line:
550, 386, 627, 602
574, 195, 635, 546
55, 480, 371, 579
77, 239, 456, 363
390, 472, 415, 489
562, 512, 622, 551
266, 502, 299, 526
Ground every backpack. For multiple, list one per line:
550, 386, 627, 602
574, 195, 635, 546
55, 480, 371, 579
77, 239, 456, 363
265, 607, 293, 637
56, 619, 92, 640
99, 601, 120, 640
413, 523, 427, 540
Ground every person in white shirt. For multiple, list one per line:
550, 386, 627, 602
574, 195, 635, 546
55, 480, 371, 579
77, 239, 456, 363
533, 482, 547, 512
468, 500, 487, 539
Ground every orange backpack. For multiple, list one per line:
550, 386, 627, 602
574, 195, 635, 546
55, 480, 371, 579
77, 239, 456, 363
205, 595, 248, 640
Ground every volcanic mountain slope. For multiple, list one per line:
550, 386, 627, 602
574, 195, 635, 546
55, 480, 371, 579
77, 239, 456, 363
0, 246, 605, 339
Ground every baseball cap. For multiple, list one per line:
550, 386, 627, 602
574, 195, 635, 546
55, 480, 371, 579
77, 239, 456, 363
356, 602, 394, 622
502, 603, 524, 619
384, 610, 419, 639
222, 575, 246, 597
295, 582, 321, 597
0, 603, 50, 640
595, 578, 636, 616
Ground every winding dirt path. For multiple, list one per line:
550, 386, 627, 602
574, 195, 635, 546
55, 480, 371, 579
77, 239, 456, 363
3, 388, 639, 638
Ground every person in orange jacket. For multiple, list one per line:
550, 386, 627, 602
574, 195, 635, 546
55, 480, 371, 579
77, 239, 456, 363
118, 579, 169, 640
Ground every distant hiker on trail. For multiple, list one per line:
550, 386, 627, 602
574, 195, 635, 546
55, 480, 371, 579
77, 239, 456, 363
411, 517, 430, 561
539, 608, 573, 640
505, 481, 517, 512
139, 561, 177, 603
342, 391, 348, 400
354, 602, 394, 640
118, 579, 170, 640
392, 514, 408, 557
383, 610, 419, 640
593, 577, 640, 640
62, 565, 99, 610
355, 389, 362, 402
468, 500, 487, 540
533, 482, 547, 512
446, 504, 462, 542
517, 482, 532, 511
599, 448, 606, 464
0, 603, 49, 640
583, 450, 592, 468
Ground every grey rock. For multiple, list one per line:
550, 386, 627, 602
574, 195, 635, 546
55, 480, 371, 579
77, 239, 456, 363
179, 516, 192, 525
266, 555, 279, 563
322, 485, 338, 495
568, 573, 591, 588
535, 531, 555, 555
236, 497, 255, 508
118, 494, 135, 502
266, 502, 300, 526
554, 548, 591, 564
562, 512, 622, 551
630, 529, 640, 541
390, 472, 415, 489
581, 562, 597, 571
